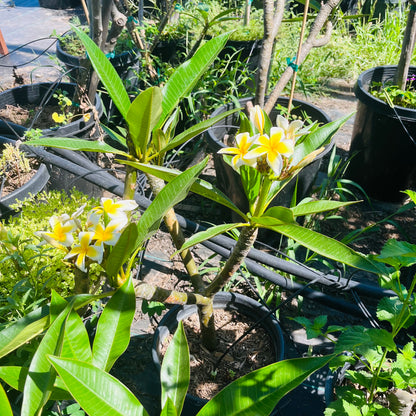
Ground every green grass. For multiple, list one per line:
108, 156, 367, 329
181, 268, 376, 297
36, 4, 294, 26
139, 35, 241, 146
271, 7, 414, 95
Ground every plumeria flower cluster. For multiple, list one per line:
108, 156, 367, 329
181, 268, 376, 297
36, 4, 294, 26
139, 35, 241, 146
37, 198, 138, 273
218, 105, 312, 179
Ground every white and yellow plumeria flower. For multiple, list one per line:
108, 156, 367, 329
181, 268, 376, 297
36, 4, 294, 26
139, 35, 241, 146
218, 132, 257, 170
38, 215, 77, 248
90, 219, 124, 247
276, 115, 310, 142
64, 231, 103, 272
92, 198, 138, 220
246, 127, 294, 176
250, 105, 265, 134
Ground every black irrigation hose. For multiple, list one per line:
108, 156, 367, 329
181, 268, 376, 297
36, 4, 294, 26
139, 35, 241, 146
174, 215, 396, 300
22, 144, 394, 317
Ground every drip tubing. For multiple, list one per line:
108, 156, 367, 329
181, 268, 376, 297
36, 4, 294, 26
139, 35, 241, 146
20, 144, 395, 317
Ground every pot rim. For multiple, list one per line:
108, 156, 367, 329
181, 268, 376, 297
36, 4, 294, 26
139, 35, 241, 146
152, 291, 285, 372
354, 65, 416, 119
0, 82, 103, 138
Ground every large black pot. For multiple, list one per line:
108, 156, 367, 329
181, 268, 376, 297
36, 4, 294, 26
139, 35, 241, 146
0, 137, 50, 218
206, 97, 332, 217
56, 34, 140, 89
0, 82, 103, 139
152, 291, 285, 416
346, 65, 416, 202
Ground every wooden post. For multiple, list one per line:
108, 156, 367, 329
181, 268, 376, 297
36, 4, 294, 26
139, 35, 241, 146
0, 29, 8, 55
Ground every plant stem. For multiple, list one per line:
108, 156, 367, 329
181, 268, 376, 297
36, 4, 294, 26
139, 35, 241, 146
204, 226, 258, 297
145, 174, 206, 293
123, 165, 137, 200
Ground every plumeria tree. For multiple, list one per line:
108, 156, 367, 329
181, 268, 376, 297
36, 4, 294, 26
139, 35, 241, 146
24, 28, 385, 351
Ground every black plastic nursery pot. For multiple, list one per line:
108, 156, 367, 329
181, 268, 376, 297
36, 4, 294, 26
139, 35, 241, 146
152, 291, 285, 416
0, 136, 50, 219
0, 82, 103, 139
346, 65, 416, 202
206, 97, 332, 216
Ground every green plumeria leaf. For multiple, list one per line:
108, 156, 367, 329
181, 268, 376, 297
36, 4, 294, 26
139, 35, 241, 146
260, 206, 296, 224
199, 355, 335, 416
73, 25, 131, 120
240, 165, 262, 209
0, 382, 13, 416
127, 87, 163, 158
174, 223, 245, 256
61, 307, 92, 363
290, 200, 358, 217
49, 356, 147, 416
258, 221, 383, 274
0, 293, 110, 359
160, 397, 178, 416
161, 322, 189, 414
292, 113, 353, 165
119, 161, 247, 220
23, 137, 129, 156
105, 223, 138, 279
158, 33, 230, 130
0, 366, 28, 392
21, 302, 73, 416
92, 277, 136, 371
0, 306, 49, 360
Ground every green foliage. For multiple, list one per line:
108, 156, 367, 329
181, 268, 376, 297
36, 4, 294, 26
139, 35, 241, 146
0, 144, 31, 177
271, 8, 414, 95
370, 79, 416, 109
0, 190, 98, 328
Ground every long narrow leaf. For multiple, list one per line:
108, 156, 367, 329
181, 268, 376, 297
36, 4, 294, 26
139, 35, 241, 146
158, 33, 230, 129
73, 25, 131, 120
0, 382, 13, 416
120, 161, 247, 220
198, 355, 335, 416
24, 137, 128, 156
175, 223, 245, 256
21, 303, 73, 416
49, 356, 147, 416
290, 200, 358, 217
92, 277, 135, 371
0, 366, 28, 392
161, 322, 189, 414
292, 113, 353, 165
0, 293, 111, 360
255, 220, 383, 274
0, 306, 49, 359
127, 87, 163, 157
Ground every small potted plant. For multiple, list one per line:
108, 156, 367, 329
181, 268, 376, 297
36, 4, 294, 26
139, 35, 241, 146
346, 2, 416, 202
0, 140, 49, 219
